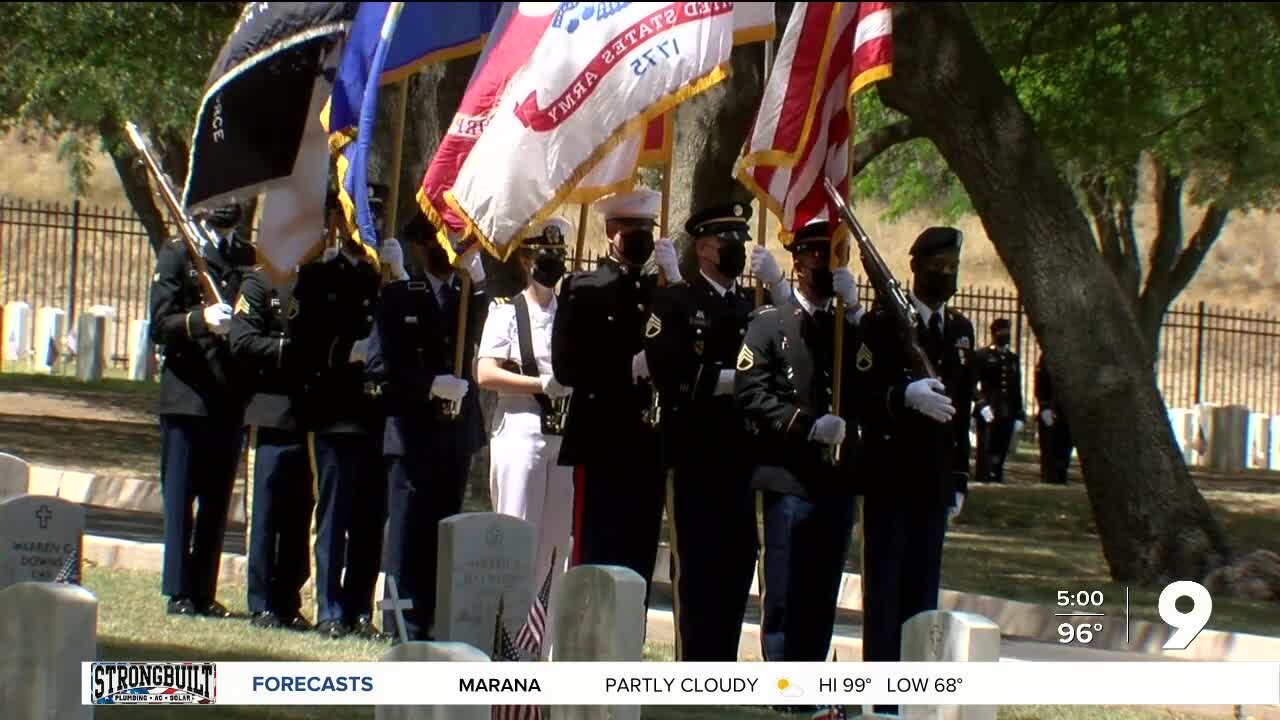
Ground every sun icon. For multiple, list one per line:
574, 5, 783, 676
777, 678, 803, 698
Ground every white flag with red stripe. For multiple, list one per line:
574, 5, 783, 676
735, 1, 892, 246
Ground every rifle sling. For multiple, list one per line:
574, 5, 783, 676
513, 293, 553, 417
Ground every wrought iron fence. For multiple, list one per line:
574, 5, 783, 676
1, 195, 1277, 415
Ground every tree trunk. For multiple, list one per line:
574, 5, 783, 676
877, 2, 1233, 584
99, 115, 169, 254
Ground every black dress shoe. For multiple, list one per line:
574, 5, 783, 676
316, 619, 348, 639
285, 614, 314, 633
195, 600, 233, 619
349, 615, 388, 641
251, 611, 284, 630
166, 598, 196, 616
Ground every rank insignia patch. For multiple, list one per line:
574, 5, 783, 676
736, 345, 755, 371
645, 314, 663, 338
234, 295, 250, 316
694, 340, 704, 356
856, 343, 874, 371
287, 297, 300, 319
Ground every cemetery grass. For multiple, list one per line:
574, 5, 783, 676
81, 567, 1223, 720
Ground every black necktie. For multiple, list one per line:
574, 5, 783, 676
928, 313, 944, 359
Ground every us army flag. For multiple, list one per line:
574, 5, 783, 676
444, 2, 737, 261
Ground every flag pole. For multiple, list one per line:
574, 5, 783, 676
574, 204, 588, 270
755, 37, 775, 308
385, 78, 410, 235
825, 89, 857, 467
658, 115, 673, 287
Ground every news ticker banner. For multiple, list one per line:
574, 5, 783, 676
84, 661, 1280, 706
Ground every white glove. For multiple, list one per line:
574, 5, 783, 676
832, 267, 859, 308
653, 237, 681, 283
979, 405, 994, 423
539, 374, 572, 399
430, 374, 470, 403
202, 303, 232, 335
809, 414, 847, 445
632, 350, 650, 384
713, 369, 735, 396
380, 238, 408, 281
904, 378, 955, 423
322, 246, 340, 262
349, 337, 370, 365
1041, 409, 1056, 426
462, 247, 486, 284
750, 245, 783, 286
1013, 419, 1025, 436
948, 491, 965, 523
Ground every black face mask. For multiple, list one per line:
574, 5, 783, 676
809, 266, 835, 299
914, 270, 958, 305
994, 331, 1011, 346
619, 230, 654, 266
531, 251, 566, 288
717, 241, 746, 279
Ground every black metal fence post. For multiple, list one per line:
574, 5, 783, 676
1194, 300, 1206, 406
67, 199, 81, 327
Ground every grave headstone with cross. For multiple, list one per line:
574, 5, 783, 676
900, 610, 1000, 720
0, 453, 29, 500
0, 495, 85, 592
379, 575, 414, 646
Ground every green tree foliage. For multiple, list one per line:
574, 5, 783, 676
854, 2, 1280, 359
0, 2, 239, 248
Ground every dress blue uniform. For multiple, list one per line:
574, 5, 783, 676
367, 234, 487, 642
552, 190, 665, 603
1035, 356, 1073, 485
230, 267, 314, 630
644, 202, 763, 661
974, 318, 1025, 484
734, 223, 866, 664
148, 205, 252, 617
855, 226, 976, 714
290, 244, 386, 638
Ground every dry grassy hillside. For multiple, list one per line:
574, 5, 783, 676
3, 128, 1278, 312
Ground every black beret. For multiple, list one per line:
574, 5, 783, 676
991, 317, 1011, 331
685, 202, 751, 237
910, 226, 964, 258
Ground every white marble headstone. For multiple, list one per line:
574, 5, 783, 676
901, 610, 1000, 720
87, 305, 117, 368
2, 301, 32, 363
75, 314, 105, 383
0, 454, 29, 501
0, 582, 97, 720
33, 307, 66, 374
1270, 416, 1280, 472
549, 565, 646, 720
434, 513, 536, 654
127, 319, 154, 382
1247, 412, 1270, 469
0, 495, 85, 591
377, 642, 490, 720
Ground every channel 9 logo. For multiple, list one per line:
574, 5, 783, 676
1158, 580, 1213, 650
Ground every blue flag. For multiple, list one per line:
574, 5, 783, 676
322, 1, 502, 251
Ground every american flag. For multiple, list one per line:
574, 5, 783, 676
55, 545, 80, 584
735, 1, 893, 245
492, 596, 541, 720
515, 548, 556, 656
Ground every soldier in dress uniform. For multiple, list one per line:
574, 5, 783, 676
644, 201, 772, 661
230, 264, 314, 631
476, 218, 575, 593
367, 213, 488, 642
551, 188, 682, 604
734, 219, 865, 664
290, 188, 387, 639
973, 317, 1025, 484
149, 202, 255, 618
855, 226, 975, 714
1035, 355, 1074, 485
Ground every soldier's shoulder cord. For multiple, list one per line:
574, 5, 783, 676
748, 304, 777, 320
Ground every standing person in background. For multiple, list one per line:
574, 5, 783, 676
1036, 355, 1074, 485
973, 317, 1025, 484
476, 218, 575, 594
149, 202, 255, 618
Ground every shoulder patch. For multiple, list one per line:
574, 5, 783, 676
736, 344, 755, 371
287, 297, 300, 320
955, 336, 971, 350
645, 313, 663, 338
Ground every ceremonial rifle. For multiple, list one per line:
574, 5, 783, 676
822, 177, 936, 380
124, 121, 225, 307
